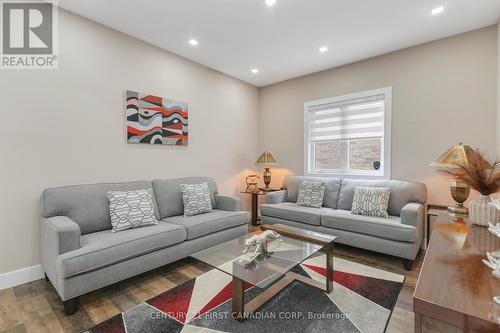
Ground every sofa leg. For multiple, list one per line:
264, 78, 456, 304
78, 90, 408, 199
44, 273, 49, 282
402, 259, 414, 271
63, 297, 79, 315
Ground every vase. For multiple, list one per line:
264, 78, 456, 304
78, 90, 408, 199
469, 195, 500, 226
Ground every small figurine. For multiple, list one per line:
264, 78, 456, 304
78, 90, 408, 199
489, 222, 500, 238
245, 174, 260, 193
482, 251, 500, 279
242, 230, 282, 259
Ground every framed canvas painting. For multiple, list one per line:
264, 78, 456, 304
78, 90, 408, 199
126, 90, 188, 146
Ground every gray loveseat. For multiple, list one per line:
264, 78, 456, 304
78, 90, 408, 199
40, 177, 249, 315
260, 176, 426, 269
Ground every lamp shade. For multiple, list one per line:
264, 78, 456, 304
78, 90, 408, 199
430, 143, 475, 170
256, 151, 278, 166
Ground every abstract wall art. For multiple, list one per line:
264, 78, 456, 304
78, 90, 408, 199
126, 90, 188, 146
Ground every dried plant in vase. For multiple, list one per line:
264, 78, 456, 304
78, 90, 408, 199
443, 150, 500, 226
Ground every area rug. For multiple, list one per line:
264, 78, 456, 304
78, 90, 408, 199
89, 255, 404, 333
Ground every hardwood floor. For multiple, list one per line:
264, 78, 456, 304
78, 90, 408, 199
0, 243, 423, 333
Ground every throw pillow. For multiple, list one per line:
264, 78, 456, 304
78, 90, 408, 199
180, 182, 213, 217
296, 181, 325, 208
351, 186, 391, 218
107, 189, 159, 233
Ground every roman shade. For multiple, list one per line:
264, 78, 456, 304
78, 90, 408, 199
307, 94, 385, 142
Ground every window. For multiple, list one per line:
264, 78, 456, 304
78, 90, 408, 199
304, 87, 391, 179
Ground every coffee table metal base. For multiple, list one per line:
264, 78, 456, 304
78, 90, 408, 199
231, 243, 333, 321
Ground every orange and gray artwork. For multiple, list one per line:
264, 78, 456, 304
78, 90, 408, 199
126, 90, 188, 146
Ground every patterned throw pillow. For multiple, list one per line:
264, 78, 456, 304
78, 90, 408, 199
107, 189, 159, 233
296, 181, 325, 208
180, 182, 213, 217
351, 186, 391, 218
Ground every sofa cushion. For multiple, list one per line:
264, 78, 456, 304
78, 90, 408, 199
108, 189, 159, 232
321, 209, 416, 242
260, 202, 333, 226
283, 176, 341, 209
58, 222, 186, 278
337, 179, 426, 216
162, 209, 248, 240
153, 177, 218, 219
180, 182, 213, 216
351, 186, 391, 218
42, 181, 160, 235
297, 181, 325, 208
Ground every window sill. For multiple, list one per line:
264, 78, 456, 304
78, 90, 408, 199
305, 171, 390, 180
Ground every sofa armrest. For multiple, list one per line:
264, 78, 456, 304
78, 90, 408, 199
215, 194, 241, 212
400, 202, 424, 228
265, 190, 288, 204
40, 216, 81, 282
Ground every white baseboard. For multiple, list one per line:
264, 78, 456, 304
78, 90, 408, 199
0, 265, 44, 290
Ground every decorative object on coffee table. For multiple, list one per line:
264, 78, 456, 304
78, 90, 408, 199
242, 230, 282, 259
438, 147, 500, 226
431, 143, 476, 221
255, 150, 278, 191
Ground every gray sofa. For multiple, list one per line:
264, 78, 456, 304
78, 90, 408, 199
260, 176, 426, 269
40, 177, 249, 315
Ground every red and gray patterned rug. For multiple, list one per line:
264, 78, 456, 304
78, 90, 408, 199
89, 254, 404, 333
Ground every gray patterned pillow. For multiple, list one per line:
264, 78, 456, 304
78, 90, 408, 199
351, 186, 391, 218
107, 189, 159, 233
180, 182, 213, 217
296, 181, 325, 208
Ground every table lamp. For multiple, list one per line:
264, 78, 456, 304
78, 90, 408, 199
255, 151, 278, 191
430, 143, 474, 221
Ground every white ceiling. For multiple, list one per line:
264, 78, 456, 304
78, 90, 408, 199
59, 0, 500, 87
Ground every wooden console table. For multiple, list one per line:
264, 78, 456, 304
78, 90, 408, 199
413, 214, 500, 332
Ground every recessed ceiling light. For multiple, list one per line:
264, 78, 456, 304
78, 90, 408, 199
188, 39, 198, 46
265, 0, 276, 7
431, 6, 444, 15
319, 46, 328, 53
251, 68, 259, 74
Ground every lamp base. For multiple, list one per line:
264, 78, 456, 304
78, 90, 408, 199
263, 167, 271, 190
448, 205, 468, 215
448, 205, 468, 223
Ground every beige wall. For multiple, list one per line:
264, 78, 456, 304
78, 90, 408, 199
0, 10, 259, 274
259, 26, 498, 206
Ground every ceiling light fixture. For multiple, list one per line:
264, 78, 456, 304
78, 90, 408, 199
431, 6, 444, 15
251, 68, 259, 74
265, 0, 276, 7
188, 39, 199, 46
319, 46, 328, 53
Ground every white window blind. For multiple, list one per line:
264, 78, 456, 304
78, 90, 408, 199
304, 88, 391, 179
309, 95, 385, 142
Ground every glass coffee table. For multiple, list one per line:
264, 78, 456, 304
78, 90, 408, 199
191, 224, 336, 321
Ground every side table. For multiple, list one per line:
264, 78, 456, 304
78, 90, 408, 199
240, 189, 280, 226
426, 204, 448, 246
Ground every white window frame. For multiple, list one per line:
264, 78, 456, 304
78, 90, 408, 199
304, 87, 392, 180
